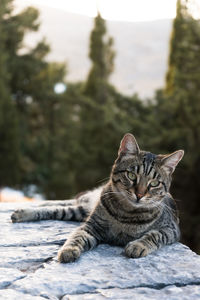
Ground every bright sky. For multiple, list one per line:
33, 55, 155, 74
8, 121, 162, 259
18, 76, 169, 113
16, 0, 178, 22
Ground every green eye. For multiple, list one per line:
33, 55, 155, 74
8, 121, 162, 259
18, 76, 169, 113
150, 180, 160, 187
127, 172, 137, 181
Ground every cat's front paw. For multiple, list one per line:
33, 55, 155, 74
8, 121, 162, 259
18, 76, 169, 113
58, 246, 81, 263
125, 241, 150, 258
11, 209, 32, 223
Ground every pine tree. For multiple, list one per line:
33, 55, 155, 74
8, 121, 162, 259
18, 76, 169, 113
84, 12, 115, 98
43, 83, 85, 199
0, 0, 20, 188
163, 0, 200, 252
165, 0, 200, 166
75, 13, 147, 192
0, 0, 70, 198
77, 14, 118, 190
165, 0, 200, 154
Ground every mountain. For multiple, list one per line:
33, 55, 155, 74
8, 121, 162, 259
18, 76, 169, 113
16, 2, 173, 98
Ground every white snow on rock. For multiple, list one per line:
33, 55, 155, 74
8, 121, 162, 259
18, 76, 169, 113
1, 202, 200, 299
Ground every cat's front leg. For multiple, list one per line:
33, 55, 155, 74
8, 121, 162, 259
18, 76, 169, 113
58, 225, 99, 263
124, 228, 179, 258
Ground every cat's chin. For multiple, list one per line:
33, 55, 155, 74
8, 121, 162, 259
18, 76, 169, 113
127, 196, 146, 207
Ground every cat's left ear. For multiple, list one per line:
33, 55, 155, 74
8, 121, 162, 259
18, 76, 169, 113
118, 133, 140, 156
161, 150, 184, 174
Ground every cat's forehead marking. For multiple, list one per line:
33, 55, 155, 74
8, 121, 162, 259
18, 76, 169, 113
143, 152, 156, 165
116, 151, 164, 179
142, 152, 157, 176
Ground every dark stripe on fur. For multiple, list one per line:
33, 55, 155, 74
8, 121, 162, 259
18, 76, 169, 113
61, 209, 66, 220
101, 197, 157, 224
68, 207, 76, 221
79, 206, 88, 219
162, 182, 167, 192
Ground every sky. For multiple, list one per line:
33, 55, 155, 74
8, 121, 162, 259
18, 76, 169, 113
16, 0, 178, 22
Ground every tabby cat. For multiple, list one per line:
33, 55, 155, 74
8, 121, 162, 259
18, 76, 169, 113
11, 133, 184, 263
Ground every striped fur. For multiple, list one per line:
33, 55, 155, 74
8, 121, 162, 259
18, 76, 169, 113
11, 133, 184, 264
11, 187, 102, 223
11, 205, 89, 223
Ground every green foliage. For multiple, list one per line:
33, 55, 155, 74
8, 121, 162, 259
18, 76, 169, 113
0, 3, 149, 199
77, 14, 150, 191
0, 0, 20, 187
84, 13, 115, 97
0, 0, 67, 197
41, 83, 85, 199
157, 0, 200, 253
1, 0, 200, 254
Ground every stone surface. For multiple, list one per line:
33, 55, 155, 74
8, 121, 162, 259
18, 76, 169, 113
1, 202, 200, 299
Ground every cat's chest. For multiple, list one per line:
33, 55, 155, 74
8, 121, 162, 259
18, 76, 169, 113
95, 201, 159, 244
104, 215, 150, 245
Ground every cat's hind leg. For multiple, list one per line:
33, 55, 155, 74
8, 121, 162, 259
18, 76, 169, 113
38, 199, 76, 207
11, 205, 89, 223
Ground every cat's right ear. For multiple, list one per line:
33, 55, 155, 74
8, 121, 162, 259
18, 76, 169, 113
161, 150, 184, 174
118, 133, 140, 156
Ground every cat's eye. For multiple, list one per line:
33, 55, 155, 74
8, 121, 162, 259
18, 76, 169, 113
127, 172, 137, 181
150, 180, 160, 187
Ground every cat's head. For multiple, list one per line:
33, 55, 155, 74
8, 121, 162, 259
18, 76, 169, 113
111, 133, 184, 206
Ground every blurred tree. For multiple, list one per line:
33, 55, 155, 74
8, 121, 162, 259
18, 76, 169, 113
43, 83, 86, 199
0, 2, 154, 200
78, 13, 116, 190
22, 62, 68, 199
1, 0, 71, 198
0, 0, 20, 189
84, 12, 115, 98
161, 0, 200, 252
74, 13, 148, 191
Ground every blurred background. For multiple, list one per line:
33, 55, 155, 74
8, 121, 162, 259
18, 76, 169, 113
0, 0, 200, 253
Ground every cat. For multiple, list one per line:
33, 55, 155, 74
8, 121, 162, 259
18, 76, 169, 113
11, 133, 184, 263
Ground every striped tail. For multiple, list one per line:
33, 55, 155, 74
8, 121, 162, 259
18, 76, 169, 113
11, 205, 89, 223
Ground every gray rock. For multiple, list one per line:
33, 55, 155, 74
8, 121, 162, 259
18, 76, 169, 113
63, 285, 200, 300
1, 202, 200, 299
0, 267, 25, 289
0, 289, 47, 300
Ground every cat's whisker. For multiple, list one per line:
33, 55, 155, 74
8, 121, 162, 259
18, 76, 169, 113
96, 177, 110, 184
104, 191, 125, 196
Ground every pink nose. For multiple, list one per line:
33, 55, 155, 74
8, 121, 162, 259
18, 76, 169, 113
136, 193, 144, 200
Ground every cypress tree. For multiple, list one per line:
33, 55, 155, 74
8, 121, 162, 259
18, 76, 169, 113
163, 0, 200, 252
0, 0, 69, 198
77, 13, 146, 192
0, 0, 20, 188
84, 12, 115, 98
165, 0, 200, 166
77, 13, 118, 190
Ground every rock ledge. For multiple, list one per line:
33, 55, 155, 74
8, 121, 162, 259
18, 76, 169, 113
1, 202, 200, 300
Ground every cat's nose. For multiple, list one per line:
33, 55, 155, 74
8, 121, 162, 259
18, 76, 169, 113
136, 193, 144, 201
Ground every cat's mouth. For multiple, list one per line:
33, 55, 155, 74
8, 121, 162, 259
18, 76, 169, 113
127, 192, 144, 205
127, 191, 152, 205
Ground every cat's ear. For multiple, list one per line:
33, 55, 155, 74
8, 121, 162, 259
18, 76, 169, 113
161, 150, 184, 174
118, 133, 140, 156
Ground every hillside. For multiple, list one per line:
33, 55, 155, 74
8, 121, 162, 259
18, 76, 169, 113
16, 2, 173, 97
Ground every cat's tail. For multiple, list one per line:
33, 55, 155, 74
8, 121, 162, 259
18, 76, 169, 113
11, 205, 89, 223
